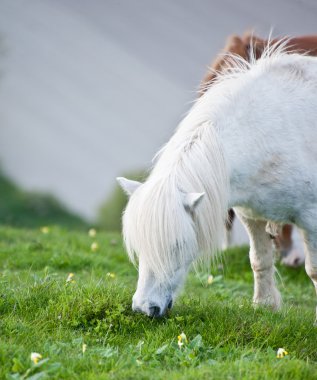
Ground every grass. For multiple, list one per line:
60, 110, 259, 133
1, 226, 317, 379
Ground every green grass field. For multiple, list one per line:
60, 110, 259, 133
1, 226, 317, 379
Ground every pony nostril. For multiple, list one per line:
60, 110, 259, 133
148, 305, 161, 318
167, 299, 173, 310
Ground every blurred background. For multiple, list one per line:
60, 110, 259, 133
0, 0, 316, 231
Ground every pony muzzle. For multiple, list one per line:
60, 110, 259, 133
132, 297, 173, 318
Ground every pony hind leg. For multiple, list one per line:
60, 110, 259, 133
236, 213, 281, 310
222, 209, 235, 250
302, 228, 317, 324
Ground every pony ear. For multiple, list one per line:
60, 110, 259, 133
116, 177, 142, 196
183, 192, 205, 212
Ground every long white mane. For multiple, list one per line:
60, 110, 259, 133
122, 38, 293, 280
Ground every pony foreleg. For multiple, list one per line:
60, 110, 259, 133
236, 213, 281, 310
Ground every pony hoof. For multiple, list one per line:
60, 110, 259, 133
253, 301, 280, 311
253, 295, 281, 311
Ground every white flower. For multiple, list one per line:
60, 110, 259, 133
277, 348, 288, 358
30, 352, 42, 364
91, 242, 99, 252
207, 275, 214, 285
177, 332, 188, 348
66, 273, 75, 284
88, 228, 97, 237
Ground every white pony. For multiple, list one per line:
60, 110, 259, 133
118, 43, 317, 320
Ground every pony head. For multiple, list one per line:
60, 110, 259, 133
117, 176, 205, 317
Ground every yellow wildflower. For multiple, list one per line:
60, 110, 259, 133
88, 228, 97, 237
40, 226, 50, 234
30, 352, 42, 364
91, 242, 99, 252
177, 332, 188, 348
66, 273, 75, 284
106, 272, 115, 278
276, 348, 288, 358
207, 275, 214, 285
82, 343, 87, 354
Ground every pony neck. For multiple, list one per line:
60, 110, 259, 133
150, 93, 230, 258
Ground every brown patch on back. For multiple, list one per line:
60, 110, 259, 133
199, 35, 248, 95
199, 33, 317, 97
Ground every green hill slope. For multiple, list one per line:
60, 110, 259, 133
0, 173, 86, 228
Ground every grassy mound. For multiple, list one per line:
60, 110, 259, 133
1, 226, 317, 379
0, 173, 86, 229
97, 170, 147, 231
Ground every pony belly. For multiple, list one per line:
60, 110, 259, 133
231, 170, 317, 225
233, 194, 299, 225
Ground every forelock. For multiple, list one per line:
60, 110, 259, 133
122, 179, 197, 280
